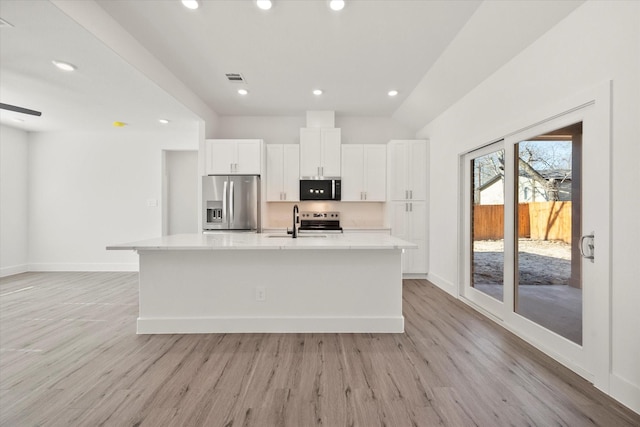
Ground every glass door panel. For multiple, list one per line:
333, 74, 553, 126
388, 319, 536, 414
515, 122, 582, 344
471, 149, 505, 302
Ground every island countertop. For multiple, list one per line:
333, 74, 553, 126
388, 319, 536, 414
107, 232, 417, 251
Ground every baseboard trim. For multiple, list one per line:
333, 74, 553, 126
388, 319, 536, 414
137, 316, 405, 334
28, 263, 138, 272
0, 264, 28, 278
402, 273, 427, 280
610, 373, 640, 414
426, 272, 458, 297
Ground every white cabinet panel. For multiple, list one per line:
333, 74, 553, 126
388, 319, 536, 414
266, 145, 284, 201
300, 128, 341, 177
341, 144, 386, 202
341, 145, 364, 201
205, 139, 262, 175
388, 140, 427, 201
388, 140, 428, 275
282, 145, 300, 201
236, 141, 262, 174
206, 140, 236, 175
363, 145, 386, 201
320, 128, 341, 177
389, 201, 427, 274
266, 144, 299, 201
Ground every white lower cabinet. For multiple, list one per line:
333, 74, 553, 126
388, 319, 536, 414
389, 201, 427, 274
266, 144, 300, 201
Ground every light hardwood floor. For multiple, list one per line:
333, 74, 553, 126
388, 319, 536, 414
1, 272, 638, 426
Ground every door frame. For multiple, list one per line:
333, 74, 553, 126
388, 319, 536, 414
457, 81, 612, 392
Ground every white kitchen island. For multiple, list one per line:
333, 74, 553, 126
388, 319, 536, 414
108, 233, 416, 334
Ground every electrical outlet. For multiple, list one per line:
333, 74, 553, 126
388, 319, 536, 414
255, 286, 266, 301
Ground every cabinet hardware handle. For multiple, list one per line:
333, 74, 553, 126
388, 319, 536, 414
364, 192, 367, 200
410, 202, 413, 212
405, 190, 408, 199
405, 203, 408, 212
283, 192, 286, 201
410, 190, 413, 199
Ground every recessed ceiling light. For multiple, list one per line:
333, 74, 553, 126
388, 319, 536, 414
313, 89, 323, 96
329, 0, 345, 11
181, 0, 199, 10
256, 0, 272, 10
112, 121, 127, 127
158, 119, 170, 124
238, 89, 249, 95
388, 90, 399, 97
52, 60, 76, 72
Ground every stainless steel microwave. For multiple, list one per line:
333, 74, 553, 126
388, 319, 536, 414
299, 178, 341, 201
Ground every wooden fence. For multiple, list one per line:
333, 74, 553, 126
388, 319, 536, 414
473, 201, 572, 244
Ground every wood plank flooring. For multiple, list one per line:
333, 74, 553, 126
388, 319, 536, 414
1, 272, 638, 426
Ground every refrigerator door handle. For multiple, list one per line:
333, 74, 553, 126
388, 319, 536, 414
222, 179, 228, 224
230, 180, 235, 225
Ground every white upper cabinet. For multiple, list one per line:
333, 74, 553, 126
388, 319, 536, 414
388, 140, 427, 201
266, 144, 300, 202
205, 139, 262, 175
299, 128, 341, 177
341, 144, 386, 201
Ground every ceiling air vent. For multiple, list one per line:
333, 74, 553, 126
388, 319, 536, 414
225, 73, 246, 83
0, 18, 14, 28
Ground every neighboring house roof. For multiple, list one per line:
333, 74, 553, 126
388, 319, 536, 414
519, 168, 572, 182
478, 174, 503, 192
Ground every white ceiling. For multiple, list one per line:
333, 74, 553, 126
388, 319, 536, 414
0, 0, 584, 133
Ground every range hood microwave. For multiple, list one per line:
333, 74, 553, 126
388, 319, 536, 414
299, 178, 341, 201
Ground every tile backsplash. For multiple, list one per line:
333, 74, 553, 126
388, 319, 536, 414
265, 202, 386, 229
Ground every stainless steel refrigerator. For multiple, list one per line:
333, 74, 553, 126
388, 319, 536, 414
202, 175, 260, 232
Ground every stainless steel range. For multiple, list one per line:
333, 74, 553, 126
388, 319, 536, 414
298, 211, 343, 233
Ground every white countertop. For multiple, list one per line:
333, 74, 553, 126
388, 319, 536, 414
107, 232, 417, 251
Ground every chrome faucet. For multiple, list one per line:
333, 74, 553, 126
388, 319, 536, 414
292, 204, 299, 238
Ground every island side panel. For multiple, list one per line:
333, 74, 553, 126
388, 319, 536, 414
137, 249, 403, 333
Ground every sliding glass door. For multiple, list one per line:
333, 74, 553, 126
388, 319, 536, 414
460, 97, 611, 388
514, 123, 582, 344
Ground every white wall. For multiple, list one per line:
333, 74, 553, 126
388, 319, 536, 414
0, 125, 29, 277
215, 115, 414, 145
27, 127, 199, 271
165, 150, 198, 235
419, 1, 639, 412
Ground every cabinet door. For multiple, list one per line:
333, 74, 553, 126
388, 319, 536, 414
206, 140, 236, 174
236, 140, 262, 175
409, 141, 427, 200
266, 145, 284, 201
341, 145, 364, 201
282, 145, 300, 201
299, 128, 321, 176
320, 128, 341, 177
389, 202, 409, 240
388, 142, 409, 200
407, 202, 427, 273
363, 145, 386, 201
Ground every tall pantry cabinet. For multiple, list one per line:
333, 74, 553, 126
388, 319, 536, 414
387, 140, 428, 275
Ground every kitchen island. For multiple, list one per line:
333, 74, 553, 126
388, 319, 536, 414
108, 233, 416, 334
